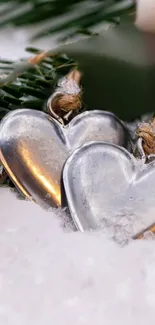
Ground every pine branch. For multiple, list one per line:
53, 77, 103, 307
0, 47, 77, 119
0, 0, 135, 40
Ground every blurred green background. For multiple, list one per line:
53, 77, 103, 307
0, 0, 155, 122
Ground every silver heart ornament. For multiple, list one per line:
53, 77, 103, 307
0, 109, 131, 208
63, 141, 155, 239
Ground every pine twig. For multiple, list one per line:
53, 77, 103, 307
0, 50, 58, 86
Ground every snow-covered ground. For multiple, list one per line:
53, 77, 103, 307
1, 17, 155, 324
1, 188, 155, 325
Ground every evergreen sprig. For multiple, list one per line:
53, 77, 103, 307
0, 47, 77, 121
0, 0, 135, 40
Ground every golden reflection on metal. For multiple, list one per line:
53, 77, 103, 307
0, 151, 33, 200
19, 144, 61, 206
31, 165, 61, 205
0, 108, 130, 211
133, 223, 155, 240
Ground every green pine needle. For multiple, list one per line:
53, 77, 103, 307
0, 0, 135, 40
0, 47, 77, 118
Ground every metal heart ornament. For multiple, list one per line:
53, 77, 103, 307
63, 141, 155, 239
0, 109, 130, 208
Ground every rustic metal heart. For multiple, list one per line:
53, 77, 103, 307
63, 141, 155, 239
0, 109, 130, 208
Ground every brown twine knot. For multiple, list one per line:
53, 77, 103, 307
47, 69, 82, 124
136, 117, 155, 156
52, 93, 82, 117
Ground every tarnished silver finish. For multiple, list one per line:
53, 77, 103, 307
63, 141, 155, 238
0, 109, 130, 208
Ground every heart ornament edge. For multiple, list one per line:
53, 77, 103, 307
62, 140, 155, 238
0, 108, 131, 208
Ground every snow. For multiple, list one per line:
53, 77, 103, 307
1, 187, 155, 325
1, 7, 155, 323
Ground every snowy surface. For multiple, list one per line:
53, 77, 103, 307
1, 188, 155, 325
1, 11, 155, 324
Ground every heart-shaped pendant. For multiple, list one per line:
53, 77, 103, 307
0, 109, 131, 208
63, 141, 155, 239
